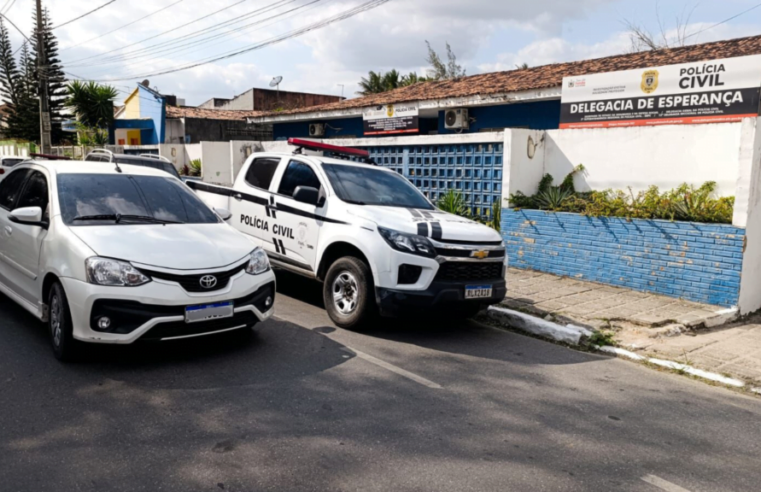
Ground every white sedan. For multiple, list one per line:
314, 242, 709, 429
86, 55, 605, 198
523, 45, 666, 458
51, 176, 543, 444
0, 160, 276, 361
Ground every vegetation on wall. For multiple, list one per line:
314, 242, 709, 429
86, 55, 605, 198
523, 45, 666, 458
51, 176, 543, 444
437, 189, 502, 232
509, 166, 735, 224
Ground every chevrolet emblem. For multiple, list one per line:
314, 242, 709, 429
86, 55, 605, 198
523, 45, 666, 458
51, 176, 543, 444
471, 250, 490, 260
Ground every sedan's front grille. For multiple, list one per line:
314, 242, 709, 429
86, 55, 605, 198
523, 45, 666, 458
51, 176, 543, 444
139, 263, 247, 293
435, 261, 504, 282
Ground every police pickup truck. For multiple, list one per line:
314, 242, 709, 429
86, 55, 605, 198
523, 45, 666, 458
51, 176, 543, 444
189, 139, 506, 329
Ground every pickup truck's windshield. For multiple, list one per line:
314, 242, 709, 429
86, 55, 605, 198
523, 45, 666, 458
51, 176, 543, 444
58, 174, 219, 225
323, 164, 434, 210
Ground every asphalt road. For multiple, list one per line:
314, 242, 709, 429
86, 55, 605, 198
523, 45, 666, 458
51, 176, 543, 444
1, 272, 760, 492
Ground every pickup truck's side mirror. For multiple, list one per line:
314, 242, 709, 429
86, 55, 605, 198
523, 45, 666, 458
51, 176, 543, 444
214, 207, 233, 221
9, 206, 47, 228
293, 186, 323, 207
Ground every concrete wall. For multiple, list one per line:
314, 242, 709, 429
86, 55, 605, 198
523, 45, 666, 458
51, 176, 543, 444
201, 141, 233, 186
503, 210, 745, 307
737, 118, 761, 314
504, 129, 546, 203
230, 141, 264, 179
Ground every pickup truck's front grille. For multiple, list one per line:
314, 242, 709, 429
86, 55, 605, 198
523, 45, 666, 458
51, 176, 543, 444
139, 263, 247, 293
435, 248, 506, 259
435, 262, 504, 282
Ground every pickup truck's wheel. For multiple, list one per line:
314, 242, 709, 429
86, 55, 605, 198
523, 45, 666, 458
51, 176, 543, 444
324, 257, 375, 330
48, 282, 80, 362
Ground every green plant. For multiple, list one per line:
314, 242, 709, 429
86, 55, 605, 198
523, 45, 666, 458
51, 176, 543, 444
66, 80, 119, 128
535, 187, 574, 211
589, 330, 616, 347
189, 159, 202, 177
438, 189, 467, 216
486, 199, 502, 232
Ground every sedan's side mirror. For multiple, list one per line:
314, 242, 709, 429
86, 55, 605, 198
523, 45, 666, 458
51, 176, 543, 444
9, 206, 47, 228
214, 207, 233, 221
293, 186, 324, 207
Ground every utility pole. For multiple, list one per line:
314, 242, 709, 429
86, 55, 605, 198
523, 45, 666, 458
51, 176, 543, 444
36, 0, 51, 153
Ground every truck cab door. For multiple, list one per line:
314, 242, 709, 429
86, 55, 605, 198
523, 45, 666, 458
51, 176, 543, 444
229, 156, 282, 247
267, 159, 324, 274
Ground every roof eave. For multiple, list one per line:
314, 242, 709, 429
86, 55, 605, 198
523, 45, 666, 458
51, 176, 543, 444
246, 86, 562, 124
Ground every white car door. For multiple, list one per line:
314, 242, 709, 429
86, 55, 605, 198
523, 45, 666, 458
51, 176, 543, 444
229, 156, 283, 247
0, 168, 35, 300
267, 159, 324, 273
1, 169, 49, 303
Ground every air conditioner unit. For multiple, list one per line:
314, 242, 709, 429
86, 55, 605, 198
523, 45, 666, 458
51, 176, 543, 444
444, 108, 469, 130
309, 123, 325, 137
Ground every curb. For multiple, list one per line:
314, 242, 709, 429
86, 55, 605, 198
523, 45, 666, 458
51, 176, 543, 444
487, 306, 758, 393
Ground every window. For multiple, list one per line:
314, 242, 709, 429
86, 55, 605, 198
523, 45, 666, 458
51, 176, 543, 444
0, 169, 31, 210
57, 174, 219, 225
323, 164, 433, 209
16, 171, 49, 212
245, 158, 280, 190
114, 157, 182, 180
85, 154, 106, 162
278, 160, 321, 198
2, 158, 24, 167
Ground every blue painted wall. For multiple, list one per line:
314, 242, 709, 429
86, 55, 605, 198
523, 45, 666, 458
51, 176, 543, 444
272, 100, 561, 140
502, 209, 745, 307
137, 85, 166, 144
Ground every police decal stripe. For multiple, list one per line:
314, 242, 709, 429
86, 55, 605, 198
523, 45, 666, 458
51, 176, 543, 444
272, 238, 280, 254
408, 208, 423, 218
417, 222, 428, 237
272, 238, 286, 255
421, 210, 434, 219
278, 239, 286, 255
430, 222, 443, 240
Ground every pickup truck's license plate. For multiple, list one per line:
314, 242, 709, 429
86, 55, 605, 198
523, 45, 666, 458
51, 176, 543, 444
185, 301, 234, 324
465, 285, 492, 299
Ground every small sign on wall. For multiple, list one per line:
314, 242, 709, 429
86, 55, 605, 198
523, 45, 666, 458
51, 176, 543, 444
560, 54, 761, 129
363, 103, 419, 135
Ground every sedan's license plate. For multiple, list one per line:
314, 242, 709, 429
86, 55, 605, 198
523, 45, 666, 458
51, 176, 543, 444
465, 285, 492, 299
185, 301, 234, 324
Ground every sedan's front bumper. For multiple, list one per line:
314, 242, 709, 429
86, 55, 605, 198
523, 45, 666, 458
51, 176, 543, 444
61, 270, 276, 344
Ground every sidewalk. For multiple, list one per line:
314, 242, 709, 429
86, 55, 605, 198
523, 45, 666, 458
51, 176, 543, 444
503, 268, 761, 386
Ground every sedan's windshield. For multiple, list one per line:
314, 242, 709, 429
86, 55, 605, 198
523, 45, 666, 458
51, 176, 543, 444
58, 174, 219, 225
323, 164, 433, 209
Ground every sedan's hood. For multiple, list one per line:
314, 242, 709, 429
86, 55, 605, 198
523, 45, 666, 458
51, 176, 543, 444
71, 224, 256, 270
348, 206, 502, 243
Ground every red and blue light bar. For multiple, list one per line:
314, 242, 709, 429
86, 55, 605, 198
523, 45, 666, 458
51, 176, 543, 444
288, 138, 370, 159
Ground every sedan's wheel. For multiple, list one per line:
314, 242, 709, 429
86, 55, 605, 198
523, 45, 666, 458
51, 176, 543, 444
323, 257, 375, 330
48, 282, 80, 362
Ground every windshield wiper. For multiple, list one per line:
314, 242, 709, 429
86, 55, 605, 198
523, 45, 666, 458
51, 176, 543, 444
72, 214, 183, 224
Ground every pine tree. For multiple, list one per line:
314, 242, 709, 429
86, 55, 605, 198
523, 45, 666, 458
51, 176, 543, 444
7, 42, 40, 142
31, 6, 66, 143
0, 18, 20, 111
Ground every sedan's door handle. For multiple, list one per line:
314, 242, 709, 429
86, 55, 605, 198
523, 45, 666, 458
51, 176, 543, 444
4, 226, 11, 236
233, 194, 242, 201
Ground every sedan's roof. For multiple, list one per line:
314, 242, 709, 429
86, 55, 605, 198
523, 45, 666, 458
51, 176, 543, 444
24, 160, 173, 178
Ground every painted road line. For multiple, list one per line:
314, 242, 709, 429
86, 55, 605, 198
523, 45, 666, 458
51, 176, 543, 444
641, 475, 692, 492
343, 347, 443, 389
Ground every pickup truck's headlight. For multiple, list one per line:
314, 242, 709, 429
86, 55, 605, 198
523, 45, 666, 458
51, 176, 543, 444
378, 227, 436, 258
85, 257, 151, 287
246, 248, 270, 275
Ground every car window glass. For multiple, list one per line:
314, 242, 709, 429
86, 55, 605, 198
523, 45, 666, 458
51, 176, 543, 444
2, 158, 24, 167
16, 171, 49, 212
115, 157, 181, 179
57, 174, 218, 225
278, 160, 321, 198
0, 169, 31, 210
323, 164, 434, 209
245, 158, 280, 190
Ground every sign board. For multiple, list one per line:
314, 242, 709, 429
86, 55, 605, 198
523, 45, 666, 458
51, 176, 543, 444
363, 103, 419, 135
560, 54, 761, 129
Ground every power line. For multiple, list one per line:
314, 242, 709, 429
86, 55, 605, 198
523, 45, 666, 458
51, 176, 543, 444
684, 2, 761, 40
55, 0, 117, 30
1, 0, 16, 15
68, 0, 315, 69
65, 0, 251, 65
61, 0, 185, 52
0, 12, 30, 42
88, 0, 392, 82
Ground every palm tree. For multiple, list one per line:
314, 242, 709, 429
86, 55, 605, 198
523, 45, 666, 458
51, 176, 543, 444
65, 80, 119, 128
357, 70, 404, 95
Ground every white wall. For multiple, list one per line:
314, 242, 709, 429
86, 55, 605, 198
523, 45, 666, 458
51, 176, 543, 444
738, 118, 761, 314
230, 141, 264, 179
541, 123, 742, 197
158, 144, 186, 171
504, 129, 546, 204
201, 142, 233, 186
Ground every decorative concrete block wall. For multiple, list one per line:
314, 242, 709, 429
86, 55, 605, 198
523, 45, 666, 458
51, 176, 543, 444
502, 209, 745, 307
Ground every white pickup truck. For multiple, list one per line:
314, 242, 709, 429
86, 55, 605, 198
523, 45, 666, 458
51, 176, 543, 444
189, 139, 507, 329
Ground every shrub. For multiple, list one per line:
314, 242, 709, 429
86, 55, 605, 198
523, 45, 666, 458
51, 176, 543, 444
510, 168, 734, 224
438, 189, 467, 216
189, 159, 202, 177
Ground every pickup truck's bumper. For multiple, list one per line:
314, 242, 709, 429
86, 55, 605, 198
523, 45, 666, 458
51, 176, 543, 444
375, 279, 507, 317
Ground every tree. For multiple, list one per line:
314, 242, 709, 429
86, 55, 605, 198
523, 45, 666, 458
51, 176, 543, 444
0, 19, 20, 110
625, 3, 697, 52
515, 63, 529, 70
358, 70, 401, 95
400, 72, 431, 86
66, 80, 118, 128
31, 6, 67, 143
6, 43, 40, 142
425, 41, 466, 80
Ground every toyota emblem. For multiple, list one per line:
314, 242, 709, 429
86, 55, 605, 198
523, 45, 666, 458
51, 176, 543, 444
200, 275, 218, 289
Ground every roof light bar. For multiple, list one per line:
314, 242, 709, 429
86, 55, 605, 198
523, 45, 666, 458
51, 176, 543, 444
288, 138, 370, 159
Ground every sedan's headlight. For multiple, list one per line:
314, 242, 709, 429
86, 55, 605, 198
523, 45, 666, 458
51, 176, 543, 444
85, 257, 151, 287
246, 248, 270, 275
378, 227, 436, 258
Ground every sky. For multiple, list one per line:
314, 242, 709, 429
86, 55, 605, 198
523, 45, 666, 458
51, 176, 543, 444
3, 0, 761, 106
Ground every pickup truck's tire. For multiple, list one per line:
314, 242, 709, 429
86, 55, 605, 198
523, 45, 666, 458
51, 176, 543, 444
48, 282, 80, 362
323, 257, 375, 330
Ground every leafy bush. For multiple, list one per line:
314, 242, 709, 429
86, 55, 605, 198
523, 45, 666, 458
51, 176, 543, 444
510, 167, 734, 224
189, 159, 202, 177
438, 189, 467, 216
